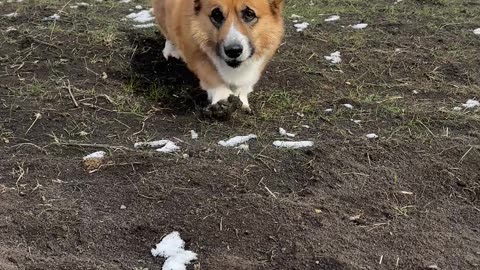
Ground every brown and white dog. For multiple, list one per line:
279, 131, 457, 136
152, 0, 284, 115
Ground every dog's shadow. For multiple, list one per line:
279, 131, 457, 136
127, 31, 208, 114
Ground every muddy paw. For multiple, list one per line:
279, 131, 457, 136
241, 105, 254, 115
203, 95, 242, 120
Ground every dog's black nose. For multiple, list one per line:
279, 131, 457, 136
224, 44, 243, 59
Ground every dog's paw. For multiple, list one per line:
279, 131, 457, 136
203, 95, 242, 120
241, 105, 254, 115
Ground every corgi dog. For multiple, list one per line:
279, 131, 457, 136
152, 0, 284, 116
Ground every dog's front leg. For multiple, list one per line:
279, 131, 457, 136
189, 59, 241, 118
235, 86, 254, 113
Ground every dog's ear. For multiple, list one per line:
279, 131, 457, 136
269, 0, 284, 15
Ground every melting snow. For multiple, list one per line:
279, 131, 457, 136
351, 119, 362, 124
134, 140, 171, 149
43, 13, 60, 21
133, 23, 156, 29
4, 12, 18, 18
343, 104, 354, 109
290, 14, 302, 19
294, 22, 309, 32
218, 134, 257, 147
83, 151, 106, 161
126, 10, 154, 23
235, 144, 249, 151
135, 5, 142, 9
325, 51, 341, 64
151, 232, 197, 270
366, 133, 379, 139
134, 140, 180, 153
190, 130, 199, 140
462, 99, 480, 108
453, 106, 462, 111
156, 141, 180, 153
119, 0, 130, 3
324, 15, 340, 22
474, 28, 480, 35
325, 108, 333, 113
351, 23, 368, 29
273, 141, 314, 149
279, 128, 296, 138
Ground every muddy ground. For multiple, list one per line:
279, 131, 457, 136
0, 0, 479, 269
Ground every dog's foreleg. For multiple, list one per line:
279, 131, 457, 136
162, 40, 181, 60
235, 86, 253, 113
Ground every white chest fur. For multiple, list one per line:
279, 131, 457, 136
207, 53, 266, 88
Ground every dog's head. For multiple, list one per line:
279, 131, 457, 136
191, 0, 284, 68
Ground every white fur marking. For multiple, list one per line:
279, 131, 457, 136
222, 24, 251, 62
206, 86, 233, 104
207, 52, 265, 88
235, 86, 253, 110
163, 40, 180, 60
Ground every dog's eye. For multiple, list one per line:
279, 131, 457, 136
210, 8, 224, 27
242, 7, 257, 23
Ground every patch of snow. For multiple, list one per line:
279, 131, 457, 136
279, 128, 296, 138
453, 106, 462, 111
474, 28, 480, 35
83, 151, 106, 161
156, 141, 180, 153
235, 144, 249, 151
77, 2, 90, 7
462, 99, 480, 109
273, 141, 314, 149
119, 0, 130, 3
132, 23, 156, 29
126, 10, 155, 23
218, 134, 257, 147
120, 205, 127, 209
351, 119, 362, 124
151, 231, 198, 270
394, 0, 403, 4
324, 51, 341, 64
43, 13, 60, 21
135, 5, 142, 9
302, 125, 310, 129
70, 5, 78, 8
134, 140, 171, 149
3, 12, 18, 18
290, 14, 302, 19
294, 22, 309, 32
413, 90, 419, 94
325, 108, 333, 113
366, 133, 379, 139
343, 104, 354, 109
351, 23, 368, 29
324, 15, 340, 22
296, 112, 305, 117
190, 130, 199, 140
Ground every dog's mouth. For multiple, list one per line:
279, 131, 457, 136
225, 60, 242, 68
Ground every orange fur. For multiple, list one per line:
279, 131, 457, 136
152, 0, 284, 110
